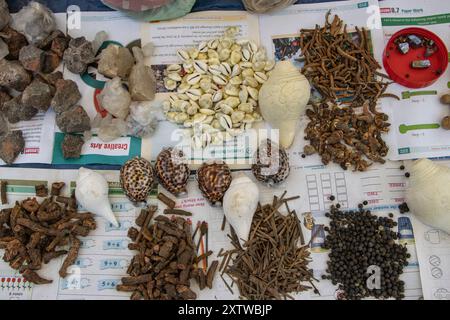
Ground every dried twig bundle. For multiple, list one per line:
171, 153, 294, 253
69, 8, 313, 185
221, 192, 317, 300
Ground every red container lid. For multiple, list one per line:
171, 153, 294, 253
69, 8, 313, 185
383, 27, 448, 88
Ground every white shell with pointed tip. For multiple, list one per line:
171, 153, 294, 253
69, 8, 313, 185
75, 167, 119, 227
223, 175, 259, 247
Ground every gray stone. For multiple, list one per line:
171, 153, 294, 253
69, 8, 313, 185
0, 114, 9, 136
61, 134, 84, 159
0, 60, 32, 91
63, 37, 95, 74
0, 89, 11, 112
129, 64, 156, 101
3, 95, 38, 123
56, 106, 91, 133
0, 130, 25, 164
0, 0, 10, 31
36, 71, 63, 86
50, 79, 81, 114
22, 79, 54, 111
98, 44, 134, 79
19, 44, 45, 72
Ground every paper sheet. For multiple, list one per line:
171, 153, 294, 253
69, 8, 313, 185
380, 0, 450, 160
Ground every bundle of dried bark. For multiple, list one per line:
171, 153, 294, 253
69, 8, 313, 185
0, 185, 96, 284
117, 206, 217, 300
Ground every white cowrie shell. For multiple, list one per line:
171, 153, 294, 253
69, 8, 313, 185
252, 111, 263, 121
244, 77, 258, 88
193, 60, 208, 74
220, 38, 232, 49
252, 61, 266, 72
231, 44, 241, 52
238, 102, 253, 113
242, 48, 251, 62
177, 82, 191, 93
167, 64, 181, 72
225, 84, 239, 97
208, 58, 220, 66
220, 104, 233, 115
166, 111, 178, 122
192, 113, 207, 123
247, 41, 258, 53
231, 110, 245, 123
186, 89, 202, 101
239, 87, 249, 103
186, 73, 201, 85
177, 93, 190, 101
211, 119, 221, 130
175, 112, 189, 123
162, 100, 171, 112
241, 122, 252, 130
254, 71, 268, 84
168, 72, 182, 82
219, 48, 231, 61
164, 79, 177, 90
199, 78, 212, 92
229, 76, 243, 86
169, 94, 179, 104
213, 74, 228, 86
236, 39, 249, 46
177, 49, 190, 62
231, 64, 241, 77
189, 48, 199, 59
198, 41, 208, 53
208, 64, 222, 76
184, 120, 193, 128
220, 62, 232, 76
253, 49, 266, 62
243, 114, 256, 123
227, 128, 243, 137
247, 87, 259, 101
230, 51, 242, 65
186, 104, 199, 116
240, 61, 253, 69
200, 108, 215, 115
264, 59, 275, 71
248, 98, 257, 107
225, 96, 240, 108
242, 68, 254, 78
208, 39, 219, 49
219, 114, 232, 130
212, 90, 223, 103
199, 94, 213, 109
173, 100, 189, 112
207, 49, 219, 60
203, 115, 214, 125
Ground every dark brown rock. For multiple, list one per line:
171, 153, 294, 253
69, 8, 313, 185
50, 79, 81, 114
63, 37, 95, 74
0, 1, 10, 31
3, 95, 38, 123
61, 134, 84, 159
0, 114, 9, 136
0, 26, 28, 60
51, 36, 69, 58
22, 79, 54, 111
36, 71, 63, 87
19, 44, 45, 73
56, 106, 91, 133
0, 130, 25, 164
0, 60, 32, 91
42, 51, 61, 74
36, 30, 65, 50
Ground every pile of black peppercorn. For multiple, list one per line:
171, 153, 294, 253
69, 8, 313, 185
322, 204, 410, 300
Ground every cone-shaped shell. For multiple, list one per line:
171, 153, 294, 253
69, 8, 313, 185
252, 139, 290, 186
155, 148, 190, 197
197, 162, 232, 206
223, 174, 259, 247
258, 60, 310, 149
406, 159, 450, 233
75, 167, 118, 227
120, 157, 155, 204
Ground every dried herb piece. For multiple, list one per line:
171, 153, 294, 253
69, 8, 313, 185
163, 209, 192, 217
35, 184, 48, 197
0, 195, 96, 284
222, 193, 316, 300
117, 211, 215, 300
157, 192, 176, 209
50, 182, 65, 196
1, 180, 7, 204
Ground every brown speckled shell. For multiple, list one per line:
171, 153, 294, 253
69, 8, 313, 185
155, 148, 190, 196
197, 162, 232, 206
120, 157, 155, 203
252, 139, 290, 185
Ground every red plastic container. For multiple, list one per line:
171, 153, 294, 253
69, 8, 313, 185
383, 27, 448, 88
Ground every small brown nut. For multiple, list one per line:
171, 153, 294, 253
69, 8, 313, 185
440, 94, 450, 105
442, 116, 450, 130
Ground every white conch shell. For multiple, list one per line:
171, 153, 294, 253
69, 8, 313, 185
406, 159, 450, 234
223, 175, 259, 247
258, 60, 311, 149
75, 167, 118, 227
